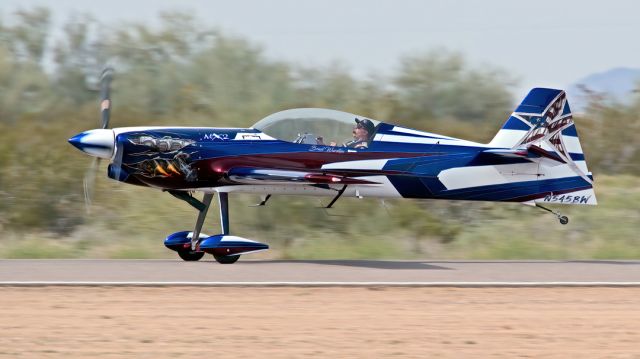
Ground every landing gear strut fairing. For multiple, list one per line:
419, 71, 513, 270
69, 69, 596, 263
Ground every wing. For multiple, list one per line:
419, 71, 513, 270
226, 167, 381, 185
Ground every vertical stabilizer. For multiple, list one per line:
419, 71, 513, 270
489, 88, 596, 205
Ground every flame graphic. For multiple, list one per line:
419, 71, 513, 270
154, 161, 169, 176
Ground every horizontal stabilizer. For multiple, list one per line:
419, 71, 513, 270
527, 145, 566, 163
481, 145, 566, 164
481, 148, 529, 158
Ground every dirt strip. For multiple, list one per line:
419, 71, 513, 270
0, 287, 639, 358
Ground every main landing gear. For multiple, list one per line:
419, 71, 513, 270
535, 203, 569, 225
164, 191, 268, 264
177, 249, 205, 261
213, 254, 240, 264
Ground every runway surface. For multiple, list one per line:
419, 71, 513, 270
1, 259, 639, 285
3, 261, 639, 358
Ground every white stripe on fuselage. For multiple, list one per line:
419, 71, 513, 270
321, 159, 389, 171
390, 126, 457, 140
374, 134, 485, 147
438, 162, 592, 191
439, 164, 538, 190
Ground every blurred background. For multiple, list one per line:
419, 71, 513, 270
0, 0, 638, 259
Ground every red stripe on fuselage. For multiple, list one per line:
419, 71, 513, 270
200, 151, 424, 177
134, 151, 425, 189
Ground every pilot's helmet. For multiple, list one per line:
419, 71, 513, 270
354, 118, 375, 135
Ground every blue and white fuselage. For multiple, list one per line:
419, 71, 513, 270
69, 88, 596, 262
69, 89, 596, 206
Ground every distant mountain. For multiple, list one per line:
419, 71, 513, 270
567, 67, 640, 111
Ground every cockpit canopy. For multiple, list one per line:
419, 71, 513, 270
252, 108, 380, 145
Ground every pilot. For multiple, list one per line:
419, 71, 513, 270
346, 118, 375, 149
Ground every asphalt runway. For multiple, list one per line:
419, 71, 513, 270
1, 259, 639, 285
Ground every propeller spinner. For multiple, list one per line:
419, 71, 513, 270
68, 129, 115, 158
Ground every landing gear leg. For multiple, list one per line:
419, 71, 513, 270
535, 203, 569, 225
218, 192, 230, 235
175, 193, 213, 261
191, 193, 214, 250
212, 192, 240, 264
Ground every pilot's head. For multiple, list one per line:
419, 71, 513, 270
353, 118, 375, 141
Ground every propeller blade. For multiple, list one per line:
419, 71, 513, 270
99, 67, 114, 129
83, 157, 100, 213
80, 67, 115, 212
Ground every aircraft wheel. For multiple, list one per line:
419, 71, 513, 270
559, 216, 569, 225
177, 249, 205, 261
214, 254, 240, 264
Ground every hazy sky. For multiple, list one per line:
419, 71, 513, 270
2, 0, 638, 95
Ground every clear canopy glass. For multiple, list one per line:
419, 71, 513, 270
252, 108, 380, 145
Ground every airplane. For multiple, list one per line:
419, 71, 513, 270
69, 69, 596, 264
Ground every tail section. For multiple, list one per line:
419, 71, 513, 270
490, 88, 570, 148
489, 88, 596, 205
